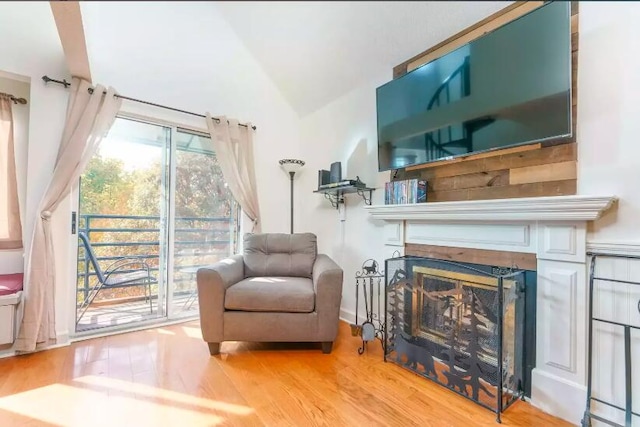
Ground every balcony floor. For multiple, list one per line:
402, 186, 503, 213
76, 293, 198, 333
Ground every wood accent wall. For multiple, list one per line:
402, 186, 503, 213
405, 243, 537, 271
392, 2, 579, 202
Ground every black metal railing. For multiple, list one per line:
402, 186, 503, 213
76, 213, 236, 303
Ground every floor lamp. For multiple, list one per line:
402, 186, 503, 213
279, 159, 305, 234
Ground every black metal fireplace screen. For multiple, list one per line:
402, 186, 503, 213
385, 256, 526, 422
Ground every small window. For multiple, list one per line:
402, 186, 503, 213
0, 92, 22, 249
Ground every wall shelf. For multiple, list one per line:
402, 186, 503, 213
314, 185, 375, 209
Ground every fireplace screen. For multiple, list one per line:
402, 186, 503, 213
385, 256, 525, 421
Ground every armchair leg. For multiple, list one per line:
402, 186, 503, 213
208, 342, 221, 355
321, 341, 333, 354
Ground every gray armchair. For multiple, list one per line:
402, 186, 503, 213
197, 233, 343, 355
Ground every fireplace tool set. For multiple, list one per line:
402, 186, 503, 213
351, 259, 385, 354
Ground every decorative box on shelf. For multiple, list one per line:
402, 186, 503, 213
313, 177, 375, 209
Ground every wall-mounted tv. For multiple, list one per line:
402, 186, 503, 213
376, 1, 572, 171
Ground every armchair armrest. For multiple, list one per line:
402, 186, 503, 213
313, 254, 343, 341
197, 254, 244, 344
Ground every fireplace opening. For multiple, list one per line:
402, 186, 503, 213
385, 256, 536, 420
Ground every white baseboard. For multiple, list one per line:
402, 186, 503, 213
56, 331, 70, 346
0, 335, 71, 360
0, 348, 16, 359
339, 307, 356, 325
531, 368, 587, 425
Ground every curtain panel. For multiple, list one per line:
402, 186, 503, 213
205, 114, 261, 232
0, 94, 22, 249
15, 78, 121, 352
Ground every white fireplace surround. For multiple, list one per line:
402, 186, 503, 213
365, 195, 617, 425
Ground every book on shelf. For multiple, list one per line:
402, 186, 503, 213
384, 179, 427, 205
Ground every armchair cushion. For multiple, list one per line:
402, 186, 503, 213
243, 233, 317, 278
224, 276, 315, 313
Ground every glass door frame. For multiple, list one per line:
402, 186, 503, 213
165, 125, 177, 319
70, 112, 231, 337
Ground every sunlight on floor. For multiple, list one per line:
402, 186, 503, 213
76, 375, 253, 415
180, 324, 203, 339
0, 375, 254, 427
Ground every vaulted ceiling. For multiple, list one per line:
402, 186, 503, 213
215, 1, 510, 116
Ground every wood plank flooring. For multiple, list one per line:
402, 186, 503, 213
0, 321, 570, 427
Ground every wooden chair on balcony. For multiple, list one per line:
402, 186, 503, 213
76, 232, 155, 325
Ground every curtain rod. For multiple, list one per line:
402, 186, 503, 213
41, 75, 256, 130
0, 92, 28, 105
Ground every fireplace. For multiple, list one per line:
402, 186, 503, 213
385, 256, 536, 421
365, 195, 617, 423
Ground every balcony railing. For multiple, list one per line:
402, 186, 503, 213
77, 213, 236, 304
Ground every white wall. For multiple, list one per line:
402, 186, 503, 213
0, 2, 70, 346
578, 2, 640, 243
80, 2, 301, 235
298, 74, 398, 321
0, 4, 69, 249
298, 2, 640, 322
577, 5, 640, 423
1, 1, 303, 346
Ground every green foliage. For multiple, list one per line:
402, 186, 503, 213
128, 160, 162, 216
175, 152, 233, 218
80, 156, 134, 214
78, 147, 236, 304
80, 150, 232, 218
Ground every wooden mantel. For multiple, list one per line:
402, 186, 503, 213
364, 195, 617, 222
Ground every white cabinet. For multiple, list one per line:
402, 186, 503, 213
0, 291, 21, 345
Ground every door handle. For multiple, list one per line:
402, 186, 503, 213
71, 211, 77, 234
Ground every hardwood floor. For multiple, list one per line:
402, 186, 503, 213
0, 321, 570, 427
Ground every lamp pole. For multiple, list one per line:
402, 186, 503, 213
279, 159, 305, 234
289, 171, 295, 234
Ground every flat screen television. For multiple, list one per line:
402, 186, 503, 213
376, 1, 572, 171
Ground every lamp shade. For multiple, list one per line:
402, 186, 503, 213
279, 158, 305, 174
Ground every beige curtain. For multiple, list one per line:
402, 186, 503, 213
15, 78, 121, 352
205, 114, 261, 232
0, 94, 22, 249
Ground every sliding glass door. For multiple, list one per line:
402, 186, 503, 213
75, 117, 237, 333
170, 129, 238, 317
